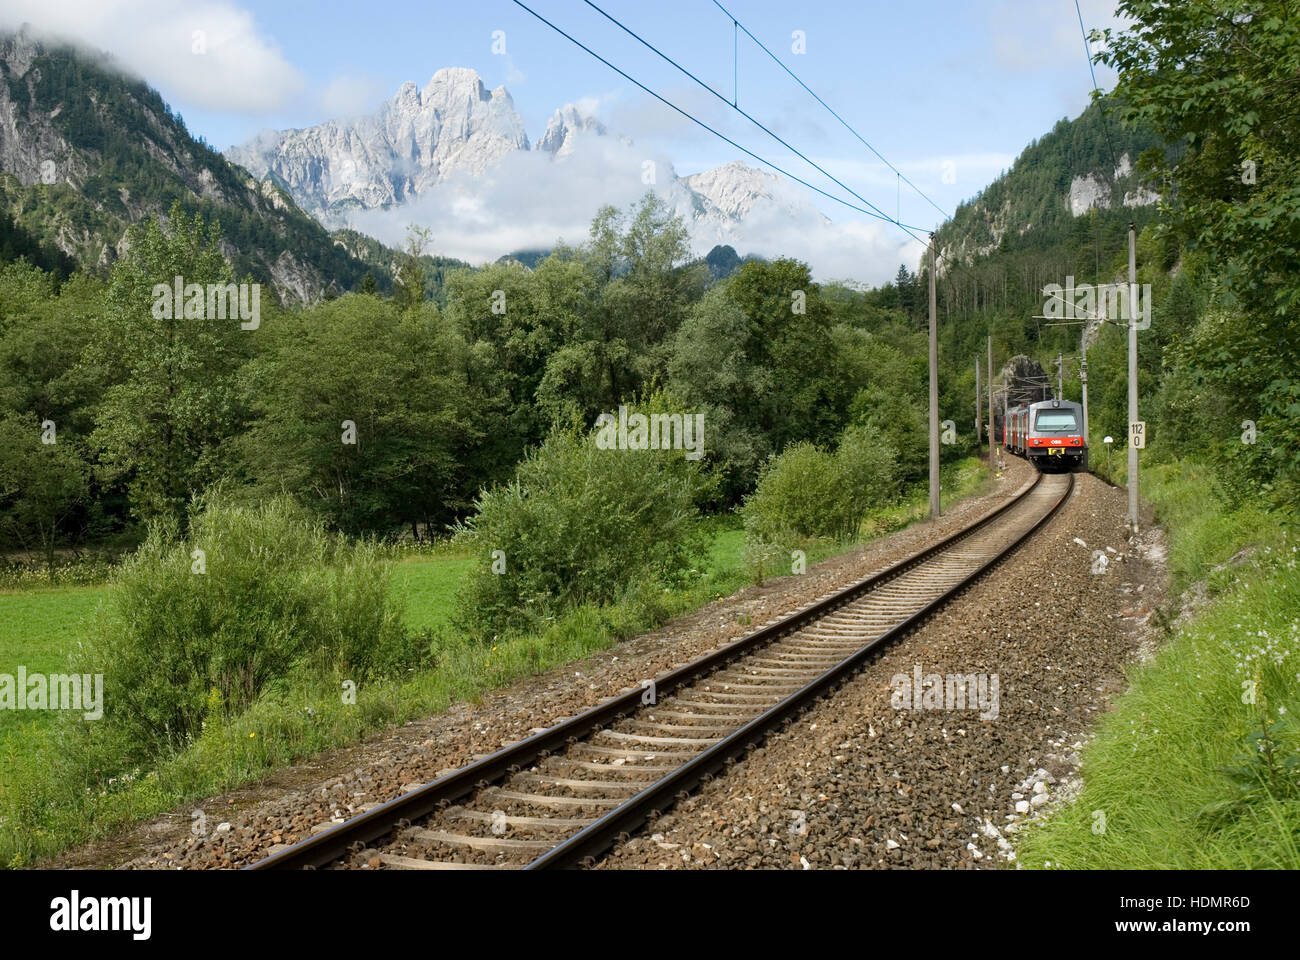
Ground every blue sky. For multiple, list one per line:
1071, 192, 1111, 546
3, 0, 1125, 277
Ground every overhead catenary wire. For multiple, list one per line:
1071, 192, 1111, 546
1073, 0, 1121, 184
922, 5, 1132, 292
710, 0, 953, 224
516, 0, 1000, 319
579, 0, 929, 237
934, 0, 1135, 341
703, 7, 981, 277
513, 0, 1095, 432
941, 3, 1129, 299
510, 0, 931, 239
695, 1, 1125, 280
732, 17, 737, 106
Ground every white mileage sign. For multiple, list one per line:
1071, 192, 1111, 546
1130, 420, 1146, 449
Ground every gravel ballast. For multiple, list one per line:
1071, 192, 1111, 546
597, 469, 1165, 869
47, 457, 1162, 870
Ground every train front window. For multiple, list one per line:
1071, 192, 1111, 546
1034, 411, 1078, 431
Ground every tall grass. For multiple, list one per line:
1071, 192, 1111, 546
0, 493, 415, 867
1017, 458, 1300, 868
71, 496, 413, 763
0, 525, 741, 868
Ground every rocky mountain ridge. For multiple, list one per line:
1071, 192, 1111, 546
227, 69, 827, 252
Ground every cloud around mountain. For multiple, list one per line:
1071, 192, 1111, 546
346, 145, 924, 284
0, 0, 303, 113
229, 68, 925, 283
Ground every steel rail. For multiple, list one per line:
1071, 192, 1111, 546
249, 471, 1063, 870
527, 472, 1073, 868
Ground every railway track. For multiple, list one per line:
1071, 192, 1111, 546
250, 470, 1073, 871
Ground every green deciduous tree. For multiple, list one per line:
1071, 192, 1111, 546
0, 414, 89, 578
395, 224, 432, 310
241, 295, 471, 536
81, 202, 254, 529
535, 194, 702, 422
670, 259, 852, 499
1100, 0, 1300, 504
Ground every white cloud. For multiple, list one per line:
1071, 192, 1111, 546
603, 83, 730, 148
1, 0, 303, 114
345, 132, 921, 285
347, 134, 660, 263
692, 200, 925, 286
319, 72, 388, 118
987, 0, 1128, 84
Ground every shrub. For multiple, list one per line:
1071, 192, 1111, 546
70, 493, 409, 763
835, 423, 901, 523
852, 388, 928, 483
744, 422, 900, 542
453, 402, 711, 639
742, 442, 848, 545
741, 424, 902, 579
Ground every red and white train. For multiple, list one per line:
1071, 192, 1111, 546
1004, 398, 1088, 472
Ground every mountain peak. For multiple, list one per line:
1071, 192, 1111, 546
0, 23, 44, 77
422, 66, 489, 102
229, 69, 530, 221
684, 161, 783, 221
0, 26, 372, 303
223, 69, 827, 263
394, 80, 420, 104
536, 103, 606, 157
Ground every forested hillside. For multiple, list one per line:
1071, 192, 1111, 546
0, 50, 1208, 573
0, 177, 967, 866
0, 187, 954, 565
885, 1, 1297, 513
0, 27, 379, 303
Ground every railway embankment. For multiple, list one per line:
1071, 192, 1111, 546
49, 458, 1022, 869
1014, 459, 1300, 869
599, 468, 1162, 868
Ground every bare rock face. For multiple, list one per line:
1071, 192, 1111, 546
1123, 187, 1158, 208
685, 161, 789, 223
0, 28, 89, 189
1069, 173, 1112, 217
228, 73, 833, 255
535, 104, 605, 158
1068, 153, 1158, 217
0, 26, 361, 306
229, 68, 530, 222
271, 249, 334, 307
997, 355, 1053, 415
